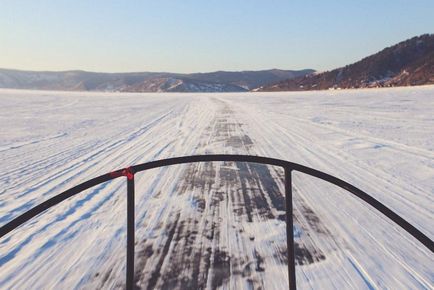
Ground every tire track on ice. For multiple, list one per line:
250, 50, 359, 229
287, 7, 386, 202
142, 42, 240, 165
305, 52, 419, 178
0, 108, 177, 225
129, 98, 331, 290
0, 97, 217, 289
219, 96, 433, 289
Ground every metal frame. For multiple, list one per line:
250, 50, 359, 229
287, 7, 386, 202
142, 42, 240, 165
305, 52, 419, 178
1, 155, 433, 290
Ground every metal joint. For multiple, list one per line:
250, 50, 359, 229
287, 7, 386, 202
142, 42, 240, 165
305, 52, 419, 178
110, 166, 135, 180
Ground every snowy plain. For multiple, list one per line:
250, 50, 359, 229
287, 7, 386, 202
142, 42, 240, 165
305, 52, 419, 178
0, 86, 433, 289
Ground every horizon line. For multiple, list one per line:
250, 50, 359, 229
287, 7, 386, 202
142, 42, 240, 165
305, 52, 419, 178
0, 66, 317, 75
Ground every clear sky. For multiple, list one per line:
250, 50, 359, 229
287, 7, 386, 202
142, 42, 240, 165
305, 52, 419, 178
0, 0, 433, 73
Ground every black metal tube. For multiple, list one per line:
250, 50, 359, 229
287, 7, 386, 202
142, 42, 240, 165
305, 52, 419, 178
3, 155, 432, 253
126, 176, 135, 290
285, 168, 297, 290
0, 173, 113, 239
1, 154, 432, 289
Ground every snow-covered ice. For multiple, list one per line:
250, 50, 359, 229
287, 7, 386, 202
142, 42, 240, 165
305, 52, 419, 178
0, 86, 433, 289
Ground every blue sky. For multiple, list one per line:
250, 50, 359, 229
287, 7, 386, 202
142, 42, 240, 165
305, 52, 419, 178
0, 0, 433, 73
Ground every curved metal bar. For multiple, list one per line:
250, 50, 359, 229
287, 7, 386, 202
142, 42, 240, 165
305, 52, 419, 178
0, 173, 114, 238
128, 154, 433, 252
1, 154, 433, 252
131, 154, 289, 172
289, 163, 434, 253
0, 154, 432, 290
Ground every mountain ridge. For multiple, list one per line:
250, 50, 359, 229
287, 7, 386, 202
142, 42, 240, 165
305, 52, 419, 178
0, 68, 314, 93
259, 34, 434, 91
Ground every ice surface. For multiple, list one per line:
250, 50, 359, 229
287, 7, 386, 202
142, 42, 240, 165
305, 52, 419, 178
0, 87, 433, 289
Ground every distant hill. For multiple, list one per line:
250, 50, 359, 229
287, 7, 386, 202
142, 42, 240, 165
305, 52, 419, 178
259, 34, 434, 91
188, 69, 313, 90
0, 68, 313, 93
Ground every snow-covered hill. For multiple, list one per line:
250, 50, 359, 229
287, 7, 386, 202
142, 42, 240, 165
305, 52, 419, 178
0, 86, 433, 289
260, 34, 434, 91
0, 69, 313, 93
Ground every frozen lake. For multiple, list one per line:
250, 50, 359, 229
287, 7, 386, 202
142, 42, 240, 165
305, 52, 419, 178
0, 86, 433, 289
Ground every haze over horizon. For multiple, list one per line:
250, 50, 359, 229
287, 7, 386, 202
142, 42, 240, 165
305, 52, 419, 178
1, 0, 433, 73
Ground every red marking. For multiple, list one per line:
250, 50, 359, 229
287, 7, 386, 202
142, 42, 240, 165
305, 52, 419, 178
110, 167, 134, 180
109, 170, 123, 178
123, 167, 134, 180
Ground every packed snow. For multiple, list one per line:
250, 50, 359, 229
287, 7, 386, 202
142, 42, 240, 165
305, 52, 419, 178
0, 86, 433, 289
